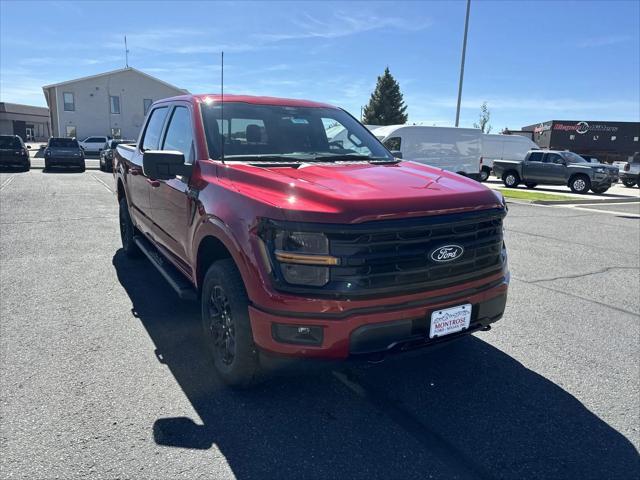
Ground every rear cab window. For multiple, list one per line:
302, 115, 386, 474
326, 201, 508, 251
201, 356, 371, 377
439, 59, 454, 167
383, 137, 402, 151
0, 137, 22, 149
49, 138, 79, 148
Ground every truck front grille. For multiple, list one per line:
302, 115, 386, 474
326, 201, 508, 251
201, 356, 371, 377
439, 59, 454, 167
328, 209, 505, 296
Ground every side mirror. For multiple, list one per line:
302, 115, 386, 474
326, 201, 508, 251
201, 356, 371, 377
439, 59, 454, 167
391, 150, 403, 159
143, 150, 192, 180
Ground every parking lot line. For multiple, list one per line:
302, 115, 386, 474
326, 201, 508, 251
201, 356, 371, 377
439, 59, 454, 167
565, 205, 640, 217
91, 173, 114, 193
0, 175, 16, 191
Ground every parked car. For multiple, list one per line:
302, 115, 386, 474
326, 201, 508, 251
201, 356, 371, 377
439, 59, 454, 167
100, 139, 135, 171
44, 137, 85, 171
493, 150, 619, 194
620, 154, 640, 188
372, 125, 483, 180
79, 136, 111, 155
113, 94, 509, 387
480, 134, 539, 182
0, 135, 30, 171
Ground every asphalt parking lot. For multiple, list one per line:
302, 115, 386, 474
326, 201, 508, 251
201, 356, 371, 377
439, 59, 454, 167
1, 170, 638, 479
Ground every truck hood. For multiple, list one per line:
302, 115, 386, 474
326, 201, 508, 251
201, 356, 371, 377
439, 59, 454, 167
220, 161, 503, 223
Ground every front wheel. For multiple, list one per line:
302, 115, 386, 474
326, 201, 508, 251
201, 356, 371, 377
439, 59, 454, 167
622, 179, 637, 188
201, 259, 259, 387
502, 171, 520, 188
569, 175, 591, 194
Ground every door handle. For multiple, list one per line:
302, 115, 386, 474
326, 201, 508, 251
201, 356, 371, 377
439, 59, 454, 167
147, 179, 161, 188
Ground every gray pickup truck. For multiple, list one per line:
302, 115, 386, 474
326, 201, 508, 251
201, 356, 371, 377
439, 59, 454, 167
493, 150, 619, 194
620, 154, 639, 188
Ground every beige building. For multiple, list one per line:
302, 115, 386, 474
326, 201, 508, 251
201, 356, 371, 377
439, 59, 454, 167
42, 67, 188, 140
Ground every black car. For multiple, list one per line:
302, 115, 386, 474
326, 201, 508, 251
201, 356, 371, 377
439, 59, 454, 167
99, 139, 135, 171
0, 135, 30, 171
44, 137, 85, 172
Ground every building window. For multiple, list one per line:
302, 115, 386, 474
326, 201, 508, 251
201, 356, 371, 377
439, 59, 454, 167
611, 136, 616, 141
143, 99, 153, 115
65, 125, 77, 138
111, 127, 121, 138
110, 96, 120, 114
569, 134, 575, 140
63, 92, 75, 111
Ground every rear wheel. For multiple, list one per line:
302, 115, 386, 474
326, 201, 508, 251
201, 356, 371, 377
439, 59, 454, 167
201, 259, 259, 387
569, 175, 590, 194
119, 197, 141, 258
622, 179, 637, 188
502, 171, 520, 188
479, 167, 491, 182
525, 182, 537, 189
591, 186, 609, 194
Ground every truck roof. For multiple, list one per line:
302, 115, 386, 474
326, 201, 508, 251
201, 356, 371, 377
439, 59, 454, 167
156, 94, 337, 109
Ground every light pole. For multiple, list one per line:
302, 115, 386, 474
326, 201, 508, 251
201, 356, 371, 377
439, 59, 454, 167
455, 0, 471, 127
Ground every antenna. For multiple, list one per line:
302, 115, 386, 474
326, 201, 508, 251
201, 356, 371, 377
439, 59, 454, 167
124, 35, 129, 68
220, 51, 225, 162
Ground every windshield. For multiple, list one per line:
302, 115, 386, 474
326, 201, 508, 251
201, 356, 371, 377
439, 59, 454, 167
49, 138, 79, 148
561, 151, 590, 164
201, 102, 393, 161
0, 136, 21, 149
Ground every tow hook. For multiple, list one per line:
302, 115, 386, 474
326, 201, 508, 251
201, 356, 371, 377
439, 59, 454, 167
481, 325, 492, 332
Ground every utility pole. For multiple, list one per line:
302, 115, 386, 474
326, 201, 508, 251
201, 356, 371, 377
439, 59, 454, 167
124, 35, 129, 68
455, 0, 471, 127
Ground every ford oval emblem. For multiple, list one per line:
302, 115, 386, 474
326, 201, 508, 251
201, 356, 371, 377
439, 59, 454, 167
430, 245, 464, 263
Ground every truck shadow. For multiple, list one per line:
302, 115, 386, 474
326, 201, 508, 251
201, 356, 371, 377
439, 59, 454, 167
112, 250, 639, 479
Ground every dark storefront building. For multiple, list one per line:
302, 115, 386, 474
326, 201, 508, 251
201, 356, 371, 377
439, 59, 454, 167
522, 120, 640, 164
0, 102, 51, 141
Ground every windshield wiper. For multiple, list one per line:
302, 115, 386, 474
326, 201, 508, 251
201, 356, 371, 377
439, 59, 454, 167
223, 154, 314, 162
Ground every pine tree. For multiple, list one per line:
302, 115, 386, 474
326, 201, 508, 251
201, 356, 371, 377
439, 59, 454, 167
363, 67, 408, 125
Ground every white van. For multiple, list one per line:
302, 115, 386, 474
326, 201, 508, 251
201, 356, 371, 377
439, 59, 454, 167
480, 134, 539, 181
371, 125, 483, 179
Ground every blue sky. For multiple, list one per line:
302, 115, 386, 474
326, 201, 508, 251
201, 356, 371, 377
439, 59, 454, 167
1, 0, 638, 130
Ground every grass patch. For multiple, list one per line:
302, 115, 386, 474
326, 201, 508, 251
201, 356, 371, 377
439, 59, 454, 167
494, 188, 571, 202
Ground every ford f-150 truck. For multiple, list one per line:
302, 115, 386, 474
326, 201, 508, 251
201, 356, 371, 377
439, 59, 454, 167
493, 149, 619, 194
113, 94, 509, 386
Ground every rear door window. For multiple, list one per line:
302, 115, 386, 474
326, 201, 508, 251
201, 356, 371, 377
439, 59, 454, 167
142, 107, 169, 151
546, 153, 563, 164
528, 152, 543, 162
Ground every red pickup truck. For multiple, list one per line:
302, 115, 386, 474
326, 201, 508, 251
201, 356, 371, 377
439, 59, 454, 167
114, 94, 509, 386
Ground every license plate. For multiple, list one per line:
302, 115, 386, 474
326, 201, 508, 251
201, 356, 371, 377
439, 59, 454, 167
429, 304, 472, 338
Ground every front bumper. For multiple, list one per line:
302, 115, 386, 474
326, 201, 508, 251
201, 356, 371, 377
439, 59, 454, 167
620, 172, 639, 181
249, 274, 509, 359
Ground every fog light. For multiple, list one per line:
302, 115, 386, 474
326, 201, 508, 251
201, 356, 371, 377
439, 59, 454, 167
272, 324, 323, 346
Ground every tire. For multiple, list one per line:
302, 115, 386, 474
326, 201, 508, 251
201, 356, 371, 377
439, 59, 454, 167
622, 179, 637, 188
119, 197, 141, 258
479, 167, 491, 182
502, 171, 520, 188
44, 161, 50, 172
569, 175, 591, 194
98, 157, 105, 171
201, 259, 259, 387
525, 182, 537, 189
79, 164, 86, 173
591, 186, 609, 194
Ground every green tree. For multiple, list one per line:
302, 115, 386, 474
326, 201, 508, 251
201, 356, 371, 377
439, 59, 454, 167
363, 67, 408, 125
473, 101, 492, 133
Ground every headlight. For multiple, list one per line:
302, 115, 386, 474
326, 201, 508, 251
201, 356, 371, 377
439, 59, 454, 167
266, 229, 338, 287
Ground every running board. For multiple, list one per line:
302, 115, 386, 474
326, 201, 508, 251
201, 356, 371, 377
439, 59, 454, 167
133, 236, 197, 301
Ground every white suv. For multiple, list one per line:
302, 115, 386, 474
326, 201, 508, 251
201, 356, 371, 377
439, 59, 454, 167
79, 136, 110, 154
